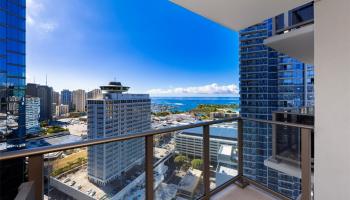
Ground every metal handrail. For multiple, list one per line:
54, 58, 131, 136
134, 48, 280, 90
0, 117, 238, 161
275, 19, 314, 35
0, 117, 314, 161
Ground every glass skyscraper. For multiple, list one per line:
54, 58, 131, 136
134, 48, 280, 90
240, 18, 280, 192
61, 89, 73, 110
239, 3, 314, 199
0, 0, 26, 199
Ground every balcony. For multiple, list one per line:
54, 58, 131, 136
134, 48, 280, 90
0, 117, 313, 200
264, 23, 314, 65
264, 3, 314, 65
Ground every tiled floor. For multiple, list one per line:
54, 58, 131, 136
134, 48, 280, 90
211, 184, 279, 200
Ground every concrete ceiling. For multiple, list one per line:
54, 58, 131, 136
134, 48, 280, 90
264, 24, 314, 65
171, 0, 313, 31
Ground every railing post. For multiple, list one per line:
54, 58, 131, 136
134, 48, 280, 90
237, 118, 248, 188
145, 135, 154, 200
203, 125, 210, 200
301, 128, 312, 200
28, 154, 44, 200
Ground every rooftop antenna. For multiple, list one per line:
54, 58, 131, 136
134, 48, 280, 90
33, 76, 36, 84
45, 74, 48, 86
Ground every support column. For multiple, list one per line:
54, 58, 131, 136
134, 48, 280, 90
315, 0, 350, 199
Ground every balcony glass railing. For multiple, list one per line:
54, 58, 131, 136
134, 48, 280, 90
0, 117, 313, 200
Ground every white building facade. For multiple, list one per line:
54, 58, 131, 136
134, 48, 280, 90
26, 97, 41, 135
73, 89, 86, 112
175, 130, 237, 163
87, 82, 151, 185
55, 104, 69, 117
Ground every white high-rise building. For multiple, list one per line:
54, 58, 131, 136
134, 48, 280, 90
87, 89, 102, 99
87, 81, 151, 185
26, 97, 41, 135
72, 89, 86, 112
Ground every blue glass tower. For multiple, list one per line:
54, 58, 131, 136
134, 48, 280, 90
0, 0, 26, 199
61, 89, 73, 110
239, 3, 314, 199
240, 18, 280, 190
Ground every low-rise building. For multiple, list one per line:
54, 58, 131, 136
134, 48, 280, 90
177, 169, 202, 199
210, 111, 238, 119
175, 127, 237, 162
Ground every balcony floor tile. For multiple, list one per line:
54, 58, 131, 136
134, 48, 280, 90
212, 184, 279, 200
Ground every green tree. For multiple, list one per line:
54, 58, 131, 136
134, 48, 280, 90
191, 159, 203, 170
174, 155, 189, 169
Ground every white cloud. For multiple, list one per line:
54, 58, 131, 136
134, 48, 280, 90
148, 83, 239, 96
39, 22, 58, 33
27, 0, 58, 33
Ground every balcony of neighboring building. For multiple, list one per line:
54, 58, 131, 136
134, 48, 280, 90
264, 3, 314, 65
265, 109, 315, 184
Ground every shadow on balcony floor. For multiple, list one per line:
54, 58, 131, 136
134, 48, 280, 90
212, 184, 279, 200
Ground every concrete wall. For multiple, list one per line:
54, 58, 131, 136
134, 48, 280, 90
314, 0, 350, 199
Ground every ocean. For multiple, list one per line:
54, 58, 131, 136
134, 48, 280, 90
151, 97, 240, 112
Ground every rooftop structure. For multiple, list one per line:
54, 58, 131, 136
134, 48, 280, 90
100, 81, 130, 94
183, 126, 237, 140
177, 169, 203, 199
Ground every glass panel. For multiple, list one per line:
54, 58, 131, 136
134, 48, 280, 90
275, 14, 285, 30
289, 3, 314, 26
46, 140, 146, 200
153, 125, 204, 200
242, 119, 314, 199
209, 122, 238, 191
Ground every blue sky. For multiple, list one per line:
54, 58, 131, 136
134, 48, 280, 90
27, 0, 239, 96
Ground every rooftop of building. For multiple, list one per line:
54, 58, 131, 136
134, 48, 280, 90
26, 134, 82, 149
218, 144, 233, 156
54, 163, 145, 199
216, 165, 237, 177
180, 126, 237, 140
177, 169, 202, 193
0, 133, 82, 152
